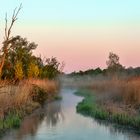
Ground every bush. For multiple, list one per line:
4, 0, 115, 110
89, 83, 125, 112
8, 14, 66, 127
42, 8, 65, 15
14, 61, 24, 80
31, 85, 48, 105
28, 63, 39, 78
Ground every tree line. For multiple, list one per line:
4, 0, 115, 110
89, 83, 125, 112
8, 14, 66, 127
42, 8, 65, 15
69, 52, 140, 77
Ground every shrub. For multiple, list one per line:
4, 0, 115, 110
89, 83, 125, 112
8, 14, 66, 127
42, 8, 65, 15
27, 63, 39, 78
14, 61, 24, 80
31, 85, 48, 105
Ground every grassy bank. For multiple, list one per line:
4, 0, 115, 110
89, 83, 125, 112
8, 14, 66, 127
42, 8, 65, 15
0, 79, 60, 132
75, 89, 140, 130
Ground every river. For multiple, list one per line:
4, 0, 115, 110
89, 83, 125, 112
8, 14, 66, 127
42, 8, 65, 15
1, 88, 140, 140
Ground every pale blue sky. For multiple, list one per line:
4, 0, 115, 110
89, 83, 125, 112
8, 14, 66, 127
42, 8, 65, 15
0, 0, 140, 24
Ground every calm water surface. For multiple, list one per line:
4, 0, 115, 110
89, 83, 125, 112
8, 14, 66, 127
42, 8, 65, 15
1, 88, 140, 140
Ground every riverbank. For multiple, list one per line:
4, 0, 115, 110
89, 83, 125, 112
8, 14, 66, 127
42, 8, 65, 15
0, 79, 60, 133
75, 89, 140, 130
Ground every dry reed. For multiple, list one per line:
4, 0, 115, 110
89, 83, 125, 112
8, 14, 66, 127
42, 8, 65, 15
91, 77, 140, 113
0, 79, 58, 118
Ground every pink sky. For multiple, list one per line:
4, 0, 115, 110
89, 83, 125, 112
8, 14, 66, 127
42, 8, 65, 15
0, 23, 139, 73
10, 24, 140, 73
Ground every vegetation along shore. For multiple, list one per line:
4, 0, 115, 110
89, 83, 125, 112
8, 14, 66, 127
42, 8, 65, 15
71, 53, 140, 131
0, 5, 63, 133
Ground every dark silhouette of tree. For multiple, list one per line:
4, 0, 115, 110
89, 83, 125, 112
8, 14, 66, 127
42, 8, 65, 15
106, 52, 124, 74
69, 68, 103, 76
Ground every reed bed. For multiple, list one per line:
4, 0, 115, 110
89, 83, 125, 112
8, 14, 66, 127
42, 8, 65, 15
0, 79, 58, 130
91, 78, 140, 107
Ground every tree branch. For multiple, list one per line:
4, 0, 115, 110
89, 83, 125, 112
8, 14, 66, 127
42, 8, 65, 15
5, 4, 22, 41
0, 4, 22, 78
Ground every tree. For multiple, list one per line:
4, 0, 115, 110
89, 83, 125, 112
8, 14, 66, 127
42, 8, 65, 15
0, 4, 22, 78
1, 35, 62, 80
106, 52, 124, 74
41, 57, 60, 79
0, 5, 63, 80
2, 36, 37, 79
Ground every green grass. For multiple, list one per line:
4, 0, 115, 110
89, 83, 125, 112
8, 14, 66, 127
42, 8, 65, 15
0, 111, 21, 131
75, 89, 140, 130
54, 95, 62, 100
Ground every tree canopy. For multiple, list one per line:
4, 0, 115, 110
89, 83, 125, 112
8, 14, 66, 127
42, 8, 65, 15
1, 36, 62, 80
106, 52, 124, 74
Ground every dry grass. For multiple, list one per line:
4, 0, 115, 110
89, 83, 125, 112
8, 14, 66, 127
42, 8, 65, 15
27, 79, 58, 93
74, 76, 140, 128
0, 79, 58, 118
91, 77, 140, 114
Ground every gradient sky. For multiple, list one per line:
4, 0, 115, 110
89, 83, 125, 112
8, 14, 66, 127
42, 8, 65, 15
0, 0, 140, 72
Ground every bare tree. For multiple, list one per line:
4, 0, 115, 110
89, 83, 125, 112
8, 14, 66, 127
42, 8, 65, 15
0, 4, 22, 78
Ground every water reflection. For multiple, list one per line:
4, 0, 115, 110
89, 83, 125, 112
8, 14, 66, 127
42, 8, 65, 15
45, 101, 64, 127
17, 113, 44, 138
17, 99, 63, 139
93, 119, 140, 140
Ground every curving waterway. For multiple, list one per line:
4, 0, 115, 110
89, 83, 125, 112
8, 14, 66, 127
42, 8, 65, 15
1, 88, 140, 140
